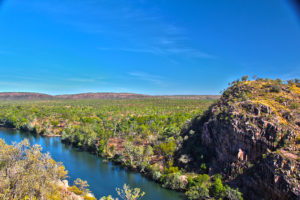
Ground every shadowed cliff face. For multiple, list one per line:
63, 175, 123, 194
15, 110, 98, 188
176, 79, 300, 199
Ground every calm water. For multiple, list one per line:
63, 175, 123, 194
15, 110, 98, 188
0, 128, 183, 200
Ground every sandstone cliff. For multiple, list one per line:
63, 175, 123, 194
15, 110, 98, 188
176, 79, 300, 199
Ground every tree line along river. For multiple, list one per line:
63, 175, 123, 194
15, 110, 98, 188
0, 127, 183, 200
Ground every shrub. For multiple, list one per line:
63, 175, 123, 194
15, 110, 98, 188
290, 102, 299, 110
275, 78, 283, 84
241, 76, 248, 81
186, 174, 211, 199
152, 170, 162, 181
164, 165, 180, 174
74, 178, 90, 194
287, 80, 296, 85
154, 141, 176, 158
224, 185, 243, 200
100, 196, 115, 200
210, 175, 225, 198
256, 78, 264, 81
84, 195, 97, 200
187, 175, 195, 188
200, 163, 207, 172
113, 153, 125, 164
185, 184, 210, 200
68, 185, 84, 195
116, 184, 145, 200
270, 84, 281, 93
194, 174, 210, 186
162, 172, 186, 190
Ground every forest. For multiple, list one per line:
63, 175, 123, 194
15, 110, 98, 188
0, 98, 243, 199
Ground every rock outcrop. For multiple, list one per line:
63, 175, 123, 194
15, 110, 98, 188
176, 79, 300, 199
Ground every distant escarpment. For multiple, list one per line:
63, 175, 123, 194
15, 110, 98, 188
56, 92, 150, 99
176, 78, 300, 199
0, 92, 53, 100
0, 92, 220, 100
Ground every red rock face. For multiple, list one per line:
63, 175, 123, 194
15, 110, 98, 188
234, 153, 300, 200
176, 80, 300, 200
200, 100, 297, 173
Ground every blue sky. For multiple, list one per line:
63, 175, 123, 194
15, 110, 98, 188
0, 0, 299, 95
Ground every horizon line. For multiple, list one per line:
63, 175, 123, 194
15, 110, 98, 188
0, 91, 220, 96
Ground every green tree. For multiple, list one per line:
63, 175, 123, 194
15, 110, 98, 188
185, 174, 211, 199
211, 175, 225, 198
224, 185, 243, 200
241, 76, 248, 81
185, 184, 209, 200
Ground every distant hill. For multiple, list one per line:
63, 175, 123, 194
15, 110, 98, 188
0, 92, 220, 100
56, 92, 150, 99
156, 95, 220, 100
0, 92, 53, 100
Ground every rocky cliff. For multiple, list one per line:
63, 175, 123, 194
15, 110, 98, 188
176, 79, 300, 199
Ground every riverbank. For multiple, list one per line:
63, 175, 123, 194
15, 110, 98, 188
0, 122, 189, 193
0, 119, 190, 196
0, 127, 184, 199
0, 122, 188, 193
61, 133, 189, 193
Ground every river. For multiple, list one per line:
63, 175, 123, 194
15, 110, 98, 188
0, 128, 183, 200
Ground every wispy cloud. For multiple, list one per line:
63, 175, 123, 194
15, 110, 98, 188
128, 72, 165, 85
24, 0, 215, 61
165, 48, 215, 59
98, 46, 215, 59
66, 78, 98, 83
15, 0, 217, 62
98, 47, 157, 54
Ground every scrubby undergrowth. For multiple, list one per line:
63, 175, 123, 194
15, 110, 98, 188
0, 139, 96, 200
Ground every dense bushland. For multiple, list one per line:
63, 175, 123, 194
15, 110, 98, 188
0, 99, 222, 198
